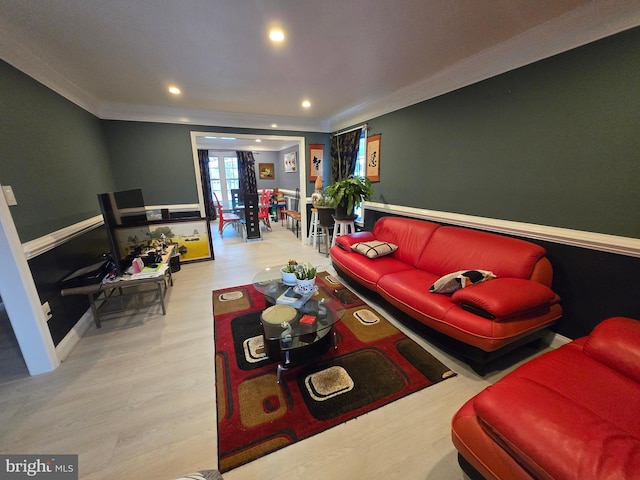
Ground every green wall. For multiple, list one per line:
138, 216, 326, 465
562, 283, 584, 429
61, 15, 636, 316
366, 27, 640, 238
102, 121, 328, 205
0, 60, 115, 242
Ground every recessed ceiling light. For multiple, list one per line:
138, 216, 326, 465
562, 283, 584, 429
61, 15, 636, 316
168, 86, 181, 95
255, 139, 262, 143
269, 29, 285, 42
271, 124, 278, 128
221, 137, 236, 140
302, 100, 311, 108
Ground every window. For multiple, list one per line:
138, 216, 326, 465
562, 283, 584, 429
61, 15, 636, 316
209, 154, 239, 202
352, 133, 367, 220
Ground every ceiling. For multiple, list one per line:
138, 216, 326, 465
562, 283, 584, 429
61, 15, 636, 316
1, 0, 639, 153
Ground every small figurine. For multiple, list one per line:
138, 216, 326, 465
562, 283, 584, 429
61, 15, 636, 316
280, 321, 292, 344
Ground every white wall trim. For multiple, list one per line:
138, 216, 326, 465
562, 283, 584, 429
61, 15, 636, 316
22, 204, 204, 260
55, 308, 94, 362
365, 202, 640, 258
22, 215, 104, 260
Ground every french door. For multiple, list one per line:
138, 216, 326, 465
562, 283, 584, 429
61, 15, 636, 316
208, 153, 239, 203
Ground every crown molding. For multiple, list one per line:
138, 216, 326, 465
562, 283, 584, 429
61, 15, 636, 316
98, 103, 330, 132
0, 18, 102, 116
2, 1, 639, 133
329, 0, 640, 131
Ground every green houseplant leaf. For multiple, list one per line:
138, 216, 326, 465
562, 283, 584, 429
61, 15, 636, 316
326, 175, 373, 218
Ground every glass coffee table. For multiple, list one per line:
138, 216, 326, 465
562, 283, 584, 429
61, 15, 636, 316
253, 265, 344, 382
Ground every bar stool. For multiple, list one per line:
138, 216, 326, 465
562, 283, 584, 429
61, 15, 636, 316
308, 208, 323, 247
331, 218, 355, 246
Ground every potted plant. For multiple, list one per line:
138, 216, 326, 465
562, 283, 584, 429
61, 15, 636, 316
325, 175, 373, 219
280, 259, 299, 286
294, 263, 317, 294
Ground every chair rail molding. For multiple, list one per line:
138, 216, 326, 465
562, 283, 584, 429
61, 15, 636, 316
22, 215, 104, 260
365, 202, 640, 258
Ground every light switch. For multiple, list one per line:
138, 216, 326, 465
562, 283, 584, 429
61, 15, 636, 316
2, 185, 17, 206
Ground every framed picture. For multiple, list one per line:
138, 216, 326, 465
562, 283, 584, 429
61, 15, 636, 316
366, 134, 381, 182
115, 219, 213, 264
309, 144, 324, 181
284, 151, 297, 173
259, 163, 275, 179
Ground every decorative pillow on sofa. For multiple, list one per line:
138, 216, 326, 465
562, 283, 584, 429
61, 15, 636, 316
429, 270, 495, 294
351, 241, 398, 259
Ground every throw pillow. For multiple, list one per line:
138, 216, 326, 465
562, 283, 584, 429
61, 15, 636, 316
351, 240, 398, 259
429, 269, 495, 294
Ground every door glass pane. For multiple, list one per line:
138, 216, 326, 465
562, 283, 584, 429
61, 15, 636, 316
224, 156, 239, 192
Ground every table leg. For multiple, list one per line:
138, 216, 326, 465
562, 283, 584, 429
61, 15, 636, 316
88, 293, 101, 328
276, 350, 291, 383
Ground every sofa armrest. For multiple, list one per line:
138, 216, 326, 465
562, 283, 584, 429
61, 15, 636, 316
335, 231, 376, 250
451, 278, 560, 320
584, 317, 640, 383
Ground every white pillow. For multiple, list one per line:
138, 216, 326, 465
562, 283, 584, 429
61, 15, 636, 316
429, 270, 495, 294
351, 241, 398, 259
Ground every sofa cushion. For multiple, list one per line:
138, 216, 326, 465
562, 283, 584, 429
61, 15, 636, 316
331, 244, 414, 291
584, 317, 640, 384
371, 216, 440, 267
351, 240, 398, 259
475, 375, 640, 480
429, 269, 495, 294
451, 278, 559, 319
416, 226, 547, 279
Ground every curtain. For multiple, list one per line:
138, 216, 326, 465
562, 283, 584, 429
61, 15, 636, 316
237, 151, 258, 194
198, 149, 217, 220
330, 128, 362, 182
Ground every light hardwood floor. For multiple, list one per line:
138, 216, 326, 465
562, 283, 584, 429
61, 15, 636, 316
0, 219, 553, 479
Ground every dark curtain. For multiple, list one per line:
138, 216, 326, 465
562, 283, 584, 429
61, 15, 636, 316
237, 151, 258, 194
198, 149, 217, 220
330, 128, 362, 181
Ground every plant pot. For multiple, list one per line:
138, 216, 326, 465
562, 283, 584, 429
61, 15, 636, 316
316, 206, 336, 227
296, 277, 316, 295
333, 200, 357, 220
280, 267, 298, 286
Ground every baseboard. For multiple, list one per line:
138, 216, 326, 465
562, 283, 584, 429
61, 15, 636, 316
55, 308, 93, 362
547, 331, 572, 349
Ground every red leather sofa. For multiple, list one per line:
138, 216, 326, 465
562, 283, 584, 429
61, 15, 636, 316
452, 316, 640, 479
330, 216, 562, 372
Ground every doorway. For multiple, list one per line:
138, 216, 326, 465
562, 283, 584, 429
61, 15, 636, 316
189, 131, 308, 239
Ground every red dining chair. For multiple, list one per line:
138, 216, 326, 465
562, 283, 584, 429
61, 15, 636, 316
258, 189, 272, 231
213, 192, 241, 235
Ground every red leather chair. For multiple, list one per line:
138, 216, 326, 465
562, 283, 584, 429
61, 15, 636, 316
258, 189, 272, 231
213, 192, 241, 235
452, 316, 640, 479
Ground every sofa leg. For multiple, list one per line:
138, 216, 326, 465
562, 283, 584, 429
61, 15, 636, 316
467, 359, 488, 376
457, 453, 486, 480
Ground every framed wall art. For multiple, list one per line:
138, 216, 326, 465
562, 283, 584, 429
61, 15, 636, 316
308, 144, 324, 181
284, 151, 297, 173
259, 163, 275, 179
366, 134, 381, 182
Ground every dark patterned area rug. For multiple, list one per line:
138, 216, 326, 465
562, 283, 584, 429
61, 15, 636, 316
213, 272, 456, 473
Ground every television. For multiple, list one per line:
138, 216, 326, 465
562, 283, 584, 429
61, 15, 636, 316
97, 189, 152, 276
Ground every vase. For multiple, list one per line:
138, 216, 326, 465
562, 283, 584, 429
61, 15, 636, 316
280, 267, 298, 286
296, 277, 316, 295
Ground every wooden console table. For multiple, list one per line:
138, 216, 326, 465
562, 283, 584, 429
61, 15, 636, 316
61, 248, 174, 328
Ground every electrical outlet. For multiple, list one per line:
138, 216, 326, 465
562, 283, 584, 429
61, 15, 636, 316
42, 301, 52, 321
2, 185, 18, 206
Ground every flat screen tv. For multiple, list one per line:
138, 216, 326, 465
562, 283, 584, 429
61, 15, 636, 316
97, 189, 151, 276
